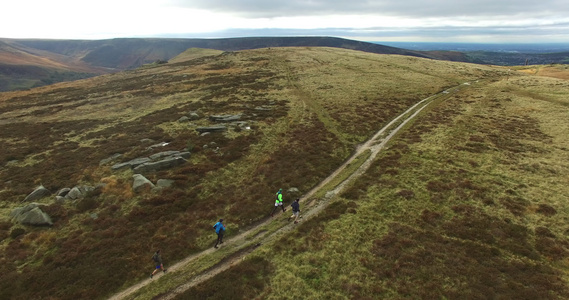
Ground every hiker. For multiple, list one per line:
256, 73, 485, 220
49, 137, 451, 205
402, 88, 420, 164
270, 188, 286, 217
213, 219, 226, 249
290, 198, 301, 224
150, 249, 166, 278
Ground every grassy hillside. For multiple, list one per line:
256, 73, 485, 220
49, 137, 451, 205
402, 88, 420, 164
173, 65, 569, 299
1, 47, 561, 299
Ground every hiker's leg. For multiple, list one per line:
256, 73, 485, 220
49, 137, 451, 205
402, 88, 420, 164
219, 232, 224, 243
271, 203, 279, 215
281, 203, 286, 212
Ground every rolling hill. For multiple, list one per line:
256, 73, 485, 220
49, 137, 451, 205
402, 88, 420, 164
0, 36, 469, 92
0, 46, 568, 299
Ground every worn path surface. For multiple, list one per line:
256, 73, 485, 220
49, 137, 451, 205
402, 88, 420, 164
109, 82, 471, 300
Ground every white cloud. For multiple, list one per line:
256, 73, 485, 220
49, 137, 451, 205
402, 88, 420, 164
1, 0, 569, 42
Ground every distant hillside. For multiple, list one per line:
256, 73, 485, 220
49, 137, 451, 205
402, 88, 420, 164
0, 36, 441, 92
0, 40, 108, 91
2, 36, 569, 92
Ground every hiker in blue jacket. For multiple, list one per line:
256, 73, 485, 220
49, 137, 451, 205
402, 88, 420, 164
213, 219, 226, 249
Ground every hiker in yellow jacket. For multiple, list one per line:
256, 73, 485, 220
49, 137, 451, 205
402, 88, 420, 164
270, 188, 286, 217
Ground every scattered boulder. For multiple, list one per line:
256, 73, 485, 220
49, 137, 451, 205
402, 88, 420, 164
254, 106, 272, 111
188, 112, 201, 120
209, 114, 241, 122
196, 126, 227, 133
66, 187, 83, 200
178, 116, 190, 123
57, 188, 71, 197
65, 185, 94, 200
132, 174, 155, 193
10, 203, 53, 226
156, 179, 175, 188
23, 185, 51, 202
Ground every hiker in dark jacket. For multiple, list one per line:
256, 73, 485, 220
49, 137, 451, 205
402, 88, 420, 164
290, 198, 301, 224
213, 219, 226, 249
150, 249, 166, 278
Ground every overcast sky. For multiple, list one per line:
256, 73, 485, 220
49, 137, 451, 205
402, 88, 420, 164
2, 0, 569, 43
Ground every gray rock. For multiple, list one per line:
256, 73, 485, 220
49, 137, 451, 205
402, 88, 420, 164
132, 174, 155, 193
200, 132, 211, 136
23, 185, 51, 202
287, 187, 300, 194
140, 138, 155, 144
78, 185, 95, 194
65, 187, 83, 200
178, 116, 190, 123
111, 157, 152, 170
99, 153, 123, 166
57, 188, 71, 197
209, 115, 241, 122
196, 126, 227, 133
254, 106, 272, 111
18, 207, 53, 226
55, 196, 65, 204
188, 112, 201, 120
149, 151, 181, 160
11, 203, 52, 226
156, 179, 175, 188
133, 157, 187, 174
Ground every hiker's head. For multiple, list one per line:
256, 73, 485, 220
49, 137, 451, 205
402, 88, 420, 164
279, 188, 282, 192
156, 249, 160, 254
219, 218, 223, 222
295, 198, 300, 202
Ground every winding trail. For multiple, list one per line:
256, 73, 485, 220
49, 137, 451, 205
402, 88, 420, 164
109, 83, 468, 300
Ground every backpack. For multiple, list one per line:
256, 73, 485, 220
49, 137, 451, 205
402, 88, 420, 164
152, 253, 159, 262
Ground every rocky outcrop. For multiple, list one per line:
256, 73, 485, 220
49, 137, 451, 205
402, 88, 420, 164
111, 150, 189, 173
23, 185, 51, 202
133, 157, 186, 174
10, 203, 53, 226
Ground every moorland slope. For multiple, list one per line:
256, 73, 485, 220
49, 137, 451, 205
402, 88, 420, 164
0, 47, 567, 299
